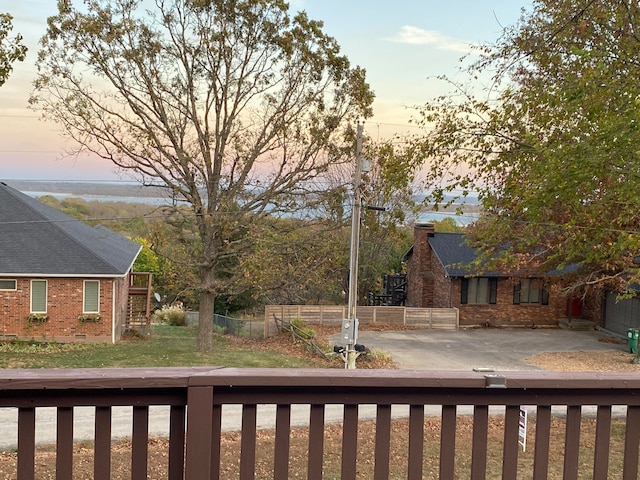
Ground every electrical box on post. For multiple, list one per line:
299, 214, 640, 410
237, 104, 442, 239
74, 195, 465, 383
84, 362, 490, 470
341, 318, 359, 344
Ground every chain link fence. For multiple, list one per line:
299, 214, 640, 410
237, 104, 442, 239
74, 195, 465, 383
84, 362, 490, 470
186, 311, 264, 338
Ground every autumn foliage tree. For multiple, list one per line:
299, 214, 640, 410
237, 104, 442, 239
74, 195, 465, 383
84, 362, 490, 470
0, 13, 27, 87
31, 0, 373, 351
408, 0, 640, 295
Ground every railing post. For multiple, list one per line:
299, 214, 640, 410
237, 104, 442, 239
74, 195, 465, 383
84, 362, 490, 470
56, 407, 74, 480
407, 404, 425, 480
185, 386, 214, 480
341, 404, 359, 480
240, 404, 258, 479
593, 405, 612, 480
168, 405, 186, 480
532, 405, 551, 480
470, 405, 489, 480
374, 404, 392, 480
131, 406, 149, 480
274, 404, 291, 479
307, 404, 326, 480
94, 406, 112, 480
17, 407, 35, 480
502, 405, 521, 480
563, 405, 582, 479
623, 405, 640, 480
439, 405, 457, 480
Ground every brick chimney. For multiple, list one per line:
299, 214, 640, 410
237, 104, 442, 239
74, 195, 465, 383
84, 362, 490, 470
405, 223, 435, 307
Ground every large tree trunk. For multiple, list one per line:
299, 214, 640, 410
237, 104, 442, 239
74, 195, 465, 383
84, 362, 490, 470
197, 268, 215, 352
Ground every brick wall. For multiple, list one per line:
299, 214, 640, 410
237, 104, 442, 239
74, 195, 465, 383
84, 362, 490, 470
406, 223, 436, 308
579, 288, 604, 327
0, 277, 115, 342
451, 279, 566, 327
431, 261, 453, 308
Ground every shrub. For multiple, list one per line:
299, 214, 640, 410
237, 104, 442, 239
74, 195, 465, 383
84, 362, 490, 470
154, 303, 187, 326
212, 324, 226, 335
289, 318, 315, 340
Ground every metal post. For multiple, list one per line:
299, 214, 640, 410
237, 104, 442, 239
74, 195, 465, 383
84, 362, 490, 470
343, 123, 365, 369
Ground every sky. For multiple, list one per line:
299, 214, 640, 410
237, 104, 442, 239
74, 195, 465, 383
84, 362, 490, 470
0, 0, 531, 182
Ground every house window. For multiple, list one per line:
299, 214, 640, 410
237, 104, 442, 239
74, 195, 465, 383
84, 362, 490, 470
84, 280, 100, 313
461, 278, 498, 305
0, 279, 16, 290
30, 280, 47, 313
514, 279, 549, 305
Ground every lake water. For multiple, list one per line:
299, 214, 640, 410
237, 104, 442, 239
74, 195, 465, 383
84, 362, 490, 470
24, 191, 179, 205
24, 190, 478, 225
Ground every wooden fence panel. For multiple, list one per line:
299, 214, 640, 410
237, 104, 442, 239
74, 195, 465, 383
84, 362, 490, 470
265, 305, 458, 336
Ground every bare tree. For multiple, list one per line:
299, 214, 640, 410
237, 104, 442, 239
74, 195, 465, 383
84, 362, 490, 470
31, 0, 373, 351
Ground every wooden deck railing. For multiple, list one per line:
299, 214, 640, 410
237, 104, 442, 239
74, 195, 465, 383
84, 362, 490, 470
1, 367, 639, 479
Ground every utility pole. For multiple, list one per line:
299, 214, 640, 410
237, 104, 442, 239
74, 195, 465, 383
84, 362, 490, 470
342, 123, 366, 369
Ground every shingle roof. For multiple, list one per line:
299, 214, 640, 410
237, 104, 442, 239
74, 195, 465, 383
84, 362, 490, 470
0, 182, 141, 276
411, 232, 574, 279
427, 232, 502, 278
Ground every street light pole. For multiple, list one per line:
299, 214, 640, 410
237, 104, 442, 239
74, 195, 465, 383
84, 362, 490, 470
342, 123, 365, 369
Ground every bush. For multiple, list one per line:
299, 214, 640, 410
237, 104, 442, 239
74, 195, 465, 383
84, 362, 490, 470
154, 303, 187, 326
212, 324, 226, 335
289, 318, 315, 339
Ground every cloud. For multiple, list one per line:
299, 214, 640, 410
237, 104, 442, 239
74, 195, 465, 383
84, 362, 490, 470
389, 25, 472, 53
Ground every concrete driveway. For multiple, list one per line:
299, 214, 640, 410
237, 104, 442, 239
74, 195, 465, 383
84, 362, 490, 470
336, 328, 627, 371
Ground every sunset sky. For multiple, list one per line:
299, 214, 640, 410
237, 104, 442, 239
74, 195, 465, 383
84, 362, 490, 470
0, 0, 530, 182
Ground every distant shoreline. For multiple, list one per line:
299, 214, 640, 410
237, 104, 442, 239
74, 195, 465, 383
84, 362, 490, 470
4, 179, 170, 199
4, 179, 479, 224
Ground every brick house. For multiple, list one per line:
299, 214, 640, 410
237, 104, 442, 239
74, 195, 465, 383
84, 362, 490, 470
403, 223, 580, 327
0, 182, 142, 342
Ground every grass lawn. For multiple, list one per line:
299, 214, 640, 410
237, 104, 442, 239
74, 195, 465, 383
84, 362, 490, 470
0, 325, 328, 369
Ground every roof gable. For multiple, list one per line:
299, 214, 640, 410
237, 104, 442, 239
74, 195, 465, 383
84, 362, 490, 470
0, 182, 141, 276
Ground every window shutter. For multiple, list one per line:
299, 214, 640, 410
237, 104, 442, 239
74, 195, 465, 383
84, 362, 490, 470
461, 278, 468, 304
489, 278, 498, 304
513, 282, 521, 305
542, 288, 549, 305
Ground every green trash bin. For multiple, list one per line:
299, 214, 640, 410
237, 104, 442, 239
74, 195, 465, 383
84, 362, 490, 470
627, 329, 639, 354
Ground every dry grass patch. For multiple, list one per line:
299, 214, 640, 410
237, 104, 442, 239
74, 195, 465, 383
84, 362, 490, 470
526, 350, 640, 371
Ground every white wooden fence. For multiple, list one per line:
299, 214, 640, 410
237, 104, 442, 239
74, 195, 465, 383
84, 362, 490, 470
264, 305, 458, 337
